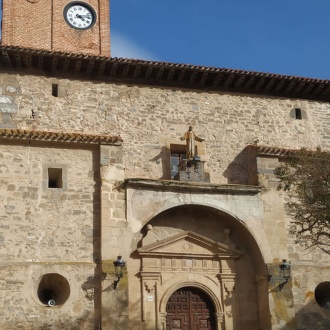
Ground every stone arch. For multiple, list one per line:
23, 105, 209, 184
160, 283, 222, 329
137, 203, 271, 329
160, 281, 222, 315
128, 188, 271, 263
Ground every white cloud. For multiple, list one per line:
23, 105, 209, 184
111, 31, 159, 61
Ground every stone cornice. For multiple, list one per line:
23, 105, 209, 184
125, 178, 261, 194
0, 128, 123, 145
1, 45, 330, 102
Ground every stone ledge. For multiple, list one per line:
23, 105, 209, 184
125, 178, 261, 194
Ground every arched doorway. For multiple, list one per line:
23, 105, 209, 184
166, 287, 216, 330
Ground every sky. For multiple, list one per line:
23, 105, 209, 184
111, 0, 330, 80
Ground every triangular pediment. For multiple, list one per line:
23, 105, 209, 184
137, 231, 240, 259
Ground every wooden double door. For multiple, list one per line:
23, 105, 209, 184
166, 287, 216, 330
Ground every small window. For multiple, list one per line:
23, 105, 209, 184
52, 84, 58, 97
295, 108, 302, 120
48, 168, 63, 188
170, 144, 186, 179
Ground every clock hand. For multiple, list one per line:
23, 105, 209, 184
75, 14, 86, 22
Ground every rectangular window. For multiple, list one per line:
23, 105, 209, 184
52, 84, 58, 97
48, 168, 63, 188
295, 108, 302, 120
170, 144, 186, 179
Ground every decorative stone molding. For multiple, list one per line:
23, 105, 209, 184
137, 230, 241, 329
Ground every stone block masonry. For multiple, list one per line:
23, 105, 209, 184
2, 73, 330, 185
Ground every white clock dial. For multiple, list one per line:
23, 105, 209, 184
64, 2, 96, 30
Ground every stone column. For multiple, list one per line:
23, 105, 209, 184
218, 259, 239, 330
215, 312, 225, 330
140, 272, 161, 329
158, 312, 167, 330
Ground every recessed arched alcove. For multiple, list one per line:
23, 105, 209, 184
135, 204, 270, 330
140, 204, 266, 275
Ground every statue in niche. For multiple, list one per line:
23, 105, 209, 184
180, 126, 204, 159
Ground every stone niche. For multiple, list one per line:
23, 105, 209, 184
137, 229, 241, 330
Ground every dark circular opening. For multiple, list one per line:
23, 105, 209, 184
315, 282, 330, 309
37, 273, 70, 306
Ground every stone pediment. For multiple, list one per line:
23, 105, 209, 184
137, 231, 240, 259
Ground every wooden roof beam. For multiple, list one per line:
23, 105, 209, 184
320, 85, 330, 96
109, 62, 118, 76
212, 73, 223, 87
255, 77, 266, 90
38, 56, 44, 70
178, 70, 186, 82
15, 54, 22, 68
224, 74, 234, 88
74, 59, 82, 73
285, 81, 296, 93
293, 81, 305, 94
145, 66, 153, 78
86, 60, 95, 75
63, 58, 70, 72
234, 75, 245, 88
98, 60, 106, 76
133, 64, 141, 78
189, 71, 198, 83
167, 68, 175, 81
274, 79, 286, 92
244, 75, 255, 89
51, 56, 58, 72
156, 67, 164, 80
122, 64, 130, 78
24, 54, 32, 67
265, 78, 276, 91
200, 72, 208, 86
303, 83, 314, 95
1, 50, 11, 66
313, 83, 325, 96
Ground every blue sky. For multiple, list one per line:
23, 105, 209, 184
111, 0, 330, 80
0, 1, 328, 80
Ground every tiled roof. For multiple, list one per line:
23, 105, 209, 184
1, 45, 330, 102
247, 145, 301, 157
0, 128, 122, 145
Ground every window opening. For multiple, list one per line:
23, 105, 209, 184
315, 282, 330, 309
170, 144, 186, 179
52, 84, 58, 97
295, 108, 302, 120
48, 168, 63, 188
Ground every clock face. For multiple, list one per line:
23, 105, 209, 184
63, 2, 96, 30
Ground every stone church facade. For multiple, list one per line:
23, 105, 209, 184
0, 1, 330, 330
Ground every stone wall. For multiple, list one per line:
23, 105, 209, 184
1, 73, 330, 185
1, 72, 330, 328
0, 141, 101, 328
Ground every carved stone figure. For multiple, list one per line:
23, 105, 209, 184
180, 126, 204, 159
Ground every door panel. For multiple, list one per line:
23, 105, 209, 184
166, 287, 215, 330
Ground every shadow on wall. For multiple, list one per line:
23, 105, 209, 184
149, 146, 170, 180
281, 300, 330, 330
223, 146, 257, 185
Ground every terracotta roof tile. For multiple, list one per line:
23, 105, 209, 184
0, 128, 123, 145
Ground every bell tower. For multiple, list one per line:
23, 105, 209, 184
1, 0, 110, 56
